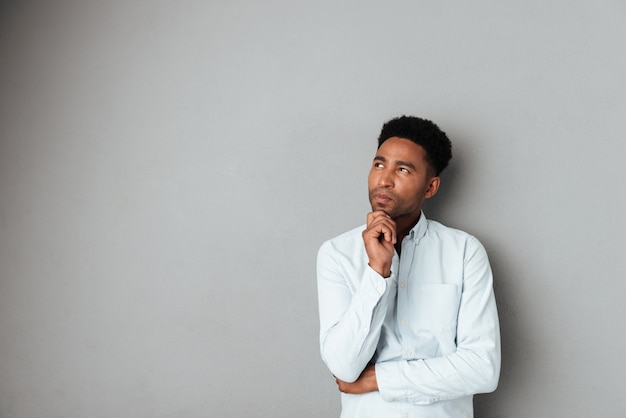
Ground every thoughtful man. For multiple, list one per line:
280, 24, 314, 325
317, 116, 500, 417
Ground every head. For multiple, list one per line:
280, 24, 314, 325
368, 116, 452, 224
377, 115, 452, 177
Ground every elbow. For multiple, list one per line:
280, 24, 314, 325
333, 368, 361, 384
321, 349, 363, 383
459, 343, 500, 395
465, 331, 501, 394
480, 369, 499, 394
323, 359, 362, 383
477, 353, 501, 394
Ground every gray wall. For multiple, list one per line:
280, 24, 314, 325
1, 1, 625, 417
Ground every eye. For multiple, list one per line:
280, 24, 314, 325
399, 167, 410, 174
374, 162, 384, 168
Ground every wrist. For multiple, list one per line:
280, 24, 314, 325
369, 262, 391, 278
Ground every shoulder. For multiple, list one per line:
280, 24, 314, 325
424, 219, 486, 252
318, 225, 366, 258
426, 219, 471, 237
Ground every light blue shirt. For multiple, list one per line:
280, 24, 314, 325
317, 212, 500, 418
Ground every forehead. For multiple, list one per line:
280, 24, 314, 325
376, 137, 428, 165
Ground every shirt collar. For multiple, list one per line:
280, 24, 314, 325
408, 210, 428, 243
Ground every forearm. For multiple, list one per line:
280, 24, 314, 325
376, 331, 500, 404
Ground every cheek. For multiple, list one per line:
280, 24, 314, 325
405, 183, 428, 202
367, 172, 376, 188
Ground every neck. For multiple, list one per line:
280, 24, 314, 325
393, 212, 421, 253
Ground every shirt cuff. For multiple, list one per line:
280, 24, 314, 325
365, 265, 394, 296
376, 360, 408, 402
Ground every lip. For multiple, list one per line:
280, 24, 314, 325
371, 192, 393, 204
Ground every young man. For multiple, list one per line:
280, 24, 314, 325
317, 116, 500, 417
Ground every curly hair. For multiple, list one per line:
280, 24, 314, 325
377, 116, 452, 176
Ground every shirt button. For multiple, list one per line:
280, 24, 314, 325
406, 350, 412, 356
400, 319, 407, 325
399, 282, 405, 288
401, 413, 408, 418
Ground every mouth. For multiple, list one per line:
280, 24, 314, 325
370, 191, 394, 206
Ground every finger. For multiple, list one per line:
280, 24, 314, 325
363, 223, 391, 243
366, 210, 391, 227
368, 219, 396, 244
376, 225, 394, 243
364, 226, 394, 245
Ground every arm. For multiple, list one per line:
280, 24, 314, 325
374, 237, 500, 404
317, 212, 398, 383
335, 364, 378, 394
317, 242, 393, 383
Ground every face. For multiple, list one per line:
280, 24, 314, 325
368, 137, 440, 221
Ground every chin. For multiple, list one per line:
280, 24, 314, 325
373, 207, 394, 217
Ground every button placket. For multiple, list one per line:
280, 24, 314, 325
397, 236, 416, 358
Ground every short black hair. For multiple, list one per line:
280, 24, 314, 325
377, 115, 452, 176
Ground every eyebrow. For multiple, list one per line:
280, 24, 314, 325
373, 155, 417, 170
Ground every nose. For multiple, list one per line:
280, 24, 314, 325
376, 168, 394, 188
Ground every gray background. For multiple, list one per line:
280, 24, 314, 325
1, 1, 625, 417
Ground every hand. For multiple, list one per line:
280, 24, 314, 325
362, 211, 396, 277
335, 364, 378, 394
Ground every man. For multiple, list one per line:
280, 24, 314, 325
317, 116, 500, 417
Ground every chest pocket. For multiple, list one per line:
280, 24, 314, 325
408, 283, 460, 333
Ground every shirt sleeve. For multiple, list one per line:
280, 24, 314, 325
317, 240, 396, 383
376, 236, 501, 404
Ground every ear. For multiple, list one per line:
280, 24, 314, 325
424, 177, 440, 199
